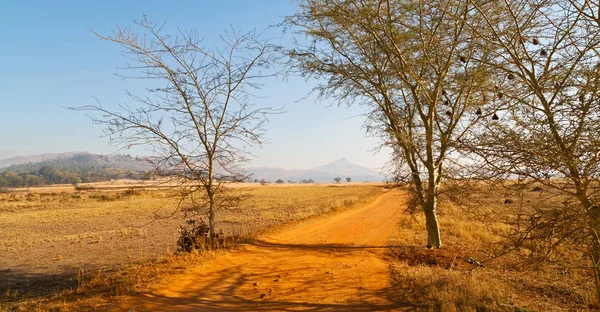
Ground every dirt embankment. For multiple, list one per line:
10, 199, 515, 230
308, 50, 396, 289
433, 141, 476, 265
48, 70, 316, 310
122, 190, 408, 311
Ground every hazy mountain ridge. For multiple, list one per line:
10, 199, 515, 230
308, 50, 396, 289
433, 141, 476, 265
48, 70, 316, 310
0, 152, 151, 172
247, 158, 383, 182
0, 152, 383, 186
0, 152, 85, 169
0, 152, 151, 187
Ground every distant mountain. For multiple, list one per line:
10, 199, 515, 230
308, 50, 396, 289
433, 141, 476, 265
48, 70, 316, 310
0, 152, 150, 172
247, 158, 383, 182
0, 152, 383, 186
0, 152, 151, 187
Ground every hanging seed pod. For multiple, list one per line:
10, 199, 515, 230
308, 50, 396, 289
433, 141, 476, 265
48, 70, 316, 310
532, 37, 540, 45
495, 85, 499, 90
554, 82, 561, 90
460, 56, 467, 63
492, 113, 499, 120
444, 100, 449, 105
476, 108, 482, 115
442, 90, 447, 96
482, 95, 487, 102
445, 111, 452, 116
508, 73, 514, 80
540, 49, 547, 57
579, 94, 585, 102
497, 92, 504, 99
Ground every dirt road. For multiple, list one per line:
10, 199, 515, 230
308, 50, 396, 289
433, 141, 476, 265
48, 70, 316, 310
123, 189, 407, 311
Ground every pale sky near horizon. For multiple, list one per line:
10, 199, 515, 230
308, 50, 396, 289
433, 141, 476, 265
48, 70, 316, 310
0, 1, 391, 170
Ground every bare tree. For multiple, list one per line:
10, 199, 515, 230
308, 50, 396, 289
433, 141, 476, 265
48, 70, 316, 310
287, 0, 498, 248
73, 17, 279, 245
461, 0, 600, 300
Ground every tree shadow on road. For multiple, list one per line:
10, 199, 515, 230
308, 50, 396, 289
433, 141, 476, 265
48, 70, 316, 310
122, 240, 418, 311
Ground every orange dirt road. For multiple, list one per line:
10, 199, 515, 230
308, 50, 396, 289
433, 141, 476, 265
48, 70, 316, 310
122, 189, 408, 311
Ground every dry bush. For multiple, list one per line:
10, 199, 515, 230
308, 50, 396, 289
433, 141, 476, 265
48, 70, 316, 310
74, 185, 96, 191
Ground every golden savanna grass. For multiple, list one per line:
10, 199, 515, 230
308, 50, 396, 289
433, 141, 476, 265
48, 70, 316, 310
1, 181, 595, 311
0, 182, 384, 311
388, 184, 595, 311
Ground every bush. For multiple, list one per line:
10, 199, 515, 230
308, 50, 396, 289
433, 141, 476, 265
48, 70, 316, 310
122, 189, 141, 196
0, 187, 9, 194
74, 185, 97, 191
177, 219, 210, 253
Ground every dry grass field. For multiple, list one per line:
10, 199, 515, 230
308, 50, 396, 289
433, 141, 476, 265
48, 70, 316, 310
0, 181, 384, 311
1, 181, 596, 311
388, 185, 596, 311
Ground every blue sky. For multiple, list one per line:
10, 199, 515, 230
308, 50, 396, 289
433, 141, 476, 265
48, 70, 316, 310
0, 0, 390, 170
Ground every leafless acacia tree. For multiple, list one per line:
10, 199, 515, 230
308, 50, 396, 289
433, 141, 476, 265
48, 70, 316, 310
287, 0, 500, 248
74, 17, 279, 245
461, 0, 600, 300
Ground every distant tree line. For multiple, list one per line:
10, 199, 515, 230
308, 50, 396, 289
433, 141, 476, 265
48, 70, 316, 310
251, 178, 316, 184
257, 178, 353, 184
0, 162, 147, 188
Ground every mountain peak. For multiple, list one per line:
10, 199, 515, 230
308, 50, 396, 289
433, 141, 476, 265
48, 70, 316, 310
248, 157, 383, 182
331, 157, 351, 165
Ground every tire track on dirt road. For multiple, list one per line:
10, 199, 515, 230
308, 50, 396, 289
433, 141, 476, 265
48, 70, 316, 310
122, 189, 409, 311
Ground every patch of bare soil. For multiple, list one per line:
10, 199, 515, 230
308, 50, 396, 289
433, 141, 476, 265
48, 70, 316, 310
120, 190, 409, 311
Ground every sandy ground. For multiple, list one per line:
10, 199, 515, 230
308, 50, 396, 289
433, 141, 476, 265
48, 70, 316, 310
121, 189, 408, 311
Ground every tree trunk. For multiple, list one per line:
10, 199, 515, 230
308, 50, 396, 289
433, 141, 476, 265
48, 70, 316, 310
590, 238, 600, 306
576, 191, 600, 305
424, 198, 442, 248
208, 193, 215, 247
588, 204, 600, 305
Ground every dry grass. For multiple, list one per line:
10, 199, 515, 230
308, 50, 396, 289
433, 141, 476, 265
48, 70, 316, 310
0, 182, 384, 311
388, 185, 596, 311
4, 181, 593, 311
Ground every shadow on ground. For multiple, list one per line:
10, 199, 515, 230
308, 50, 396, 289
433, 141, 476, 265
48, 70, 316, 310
124, 240, 417, 311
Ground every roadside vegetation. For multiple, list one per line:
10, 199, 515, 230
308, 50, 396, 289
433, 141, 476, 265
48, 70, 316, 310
388, 183, 596, 311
